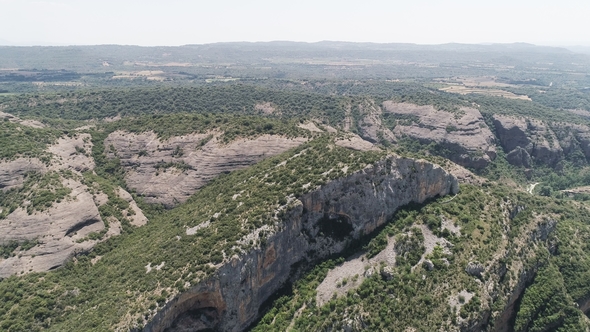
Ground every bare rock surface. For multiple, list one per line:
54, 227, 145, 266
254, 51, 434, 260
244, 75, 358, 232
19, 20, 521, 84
1, 133, 94, 192
493, 115, 563, 166
335, 133, 380, 151
118, 187, 148, 227
382, 102, 496, 169
442, 161, 486, 185
47, 133, 95, 172
553, 123, 590, 160
105, 131, 308, 207
0, 179, 104, 277
0, 132, 147, 276
0, 158, 46, 191
0, 111, 45, 128
356, 100, 395, 143
297, 121, 323, 133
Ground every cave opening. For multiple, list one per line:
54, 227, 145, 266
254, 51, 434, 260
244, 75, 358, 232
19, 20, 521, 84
317, 213, 354, 241
164, 307, 220, 332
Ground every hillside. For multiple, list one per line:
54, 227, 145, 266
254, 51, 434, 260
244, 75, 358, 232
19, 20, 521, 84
2, 45, 590, 332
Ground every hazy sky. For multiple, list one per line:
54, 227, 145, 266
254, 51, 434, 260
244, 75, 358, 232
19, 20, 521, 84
1, 0, 589, 46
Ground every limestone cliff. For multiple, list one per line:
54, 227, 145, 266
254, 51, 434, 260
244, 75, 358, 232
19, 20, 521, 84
142, 156, 458, 332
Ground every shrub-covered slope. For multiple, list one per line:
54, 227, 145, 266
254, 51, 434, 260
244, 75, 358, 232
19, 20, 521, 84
2, 82, 590, 332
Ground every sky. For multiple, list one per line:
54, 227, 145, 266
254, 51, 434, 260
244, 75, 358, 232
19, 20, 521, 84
1, 0, 589, 47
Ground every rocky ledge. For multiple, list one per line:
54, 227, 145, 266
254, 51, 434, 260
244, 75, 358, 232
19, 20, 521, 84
142, 155, 458, 332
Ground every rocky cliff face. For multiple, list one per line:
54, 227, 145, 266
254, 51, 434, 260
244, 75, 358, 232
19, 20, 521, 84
381, 102, 497, 169
105, 131, 308, 207
493, 115, 563, 167
142, 156, 458, 332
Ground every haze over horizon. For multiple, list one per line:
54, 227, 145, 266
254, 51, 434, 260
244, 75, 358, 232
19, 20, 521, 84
1, 0, 589, 48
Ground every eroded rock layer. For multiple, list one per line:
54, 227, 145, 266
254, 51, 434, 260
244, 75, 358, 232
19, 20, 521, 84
382, 102, 497, 169
143, 156, 458, 332
493, 115, 563, 167
105, 131, 308, 207
0, 179, 103, 277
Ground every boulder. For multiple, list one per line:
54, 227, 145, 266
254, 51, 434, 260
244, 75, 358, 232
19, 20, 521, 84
423, 259, 435, 271
380, 265, 395, 280
465, 262, 484, 278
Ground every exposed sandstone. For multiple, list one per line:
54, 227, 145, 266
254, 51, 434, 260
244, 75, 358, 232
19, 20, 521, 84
0, 111, 45, 128
297, 121, 323, 133
0, 132, 147, 276
356, 100, 395, 143
47, 133, 95, 172
142, 155, 458, 332
118, 187, 148, 227
382, 102, 496, 169
552, 123, 590, 161
105, 131, 308, 207
1, 133, 94, 192
335, 133, 380, 151
0, 179, 104, 277
0, 158, 46, 191
505, 146, 532, 167
442, 161, 486, 185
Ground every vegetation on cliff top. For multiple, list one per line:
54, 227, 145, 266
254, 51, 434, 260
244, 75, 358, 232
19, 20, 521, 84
0, 136, 385, 331
3, 78, 590, 331
255, 185, 590, 331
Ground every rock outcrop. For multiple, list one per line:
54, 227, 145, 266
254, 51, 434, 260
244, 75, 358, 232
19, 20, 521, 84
105, 131, 308, 207
0, 179, 104, 277
335, 133, 380, 152
382, 102, 496, 169
0, 158, 46, 191
0, 111, 45, 128
465, 262, 485, 278
0, 133, 147, 277
553, 123, 590, 161
493, 115, 563, 167
47, 133, 95, 172
142, 156, 458, 332
356, 100, 395, 143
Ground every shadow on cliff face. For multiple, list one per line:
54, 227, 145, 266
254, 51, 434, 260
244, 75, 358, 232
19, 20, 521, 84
317, 213, 354, 241
163, 307, 219, 332
143, 156, 459, 332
